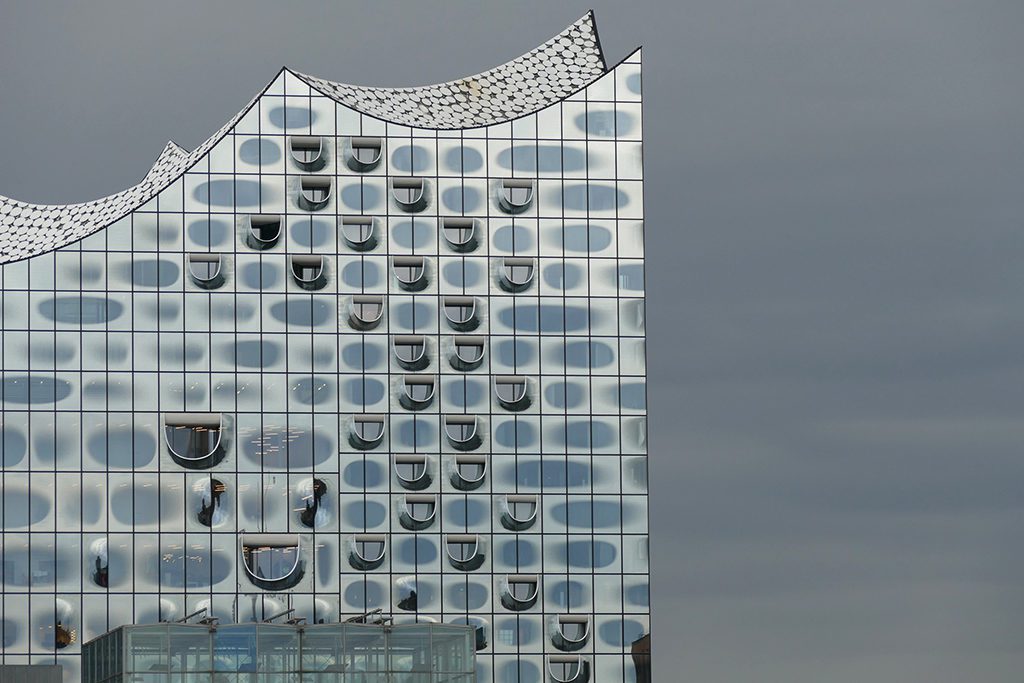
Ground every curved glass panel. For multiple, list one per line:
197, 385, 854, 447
289, 135, 326, 171
445, 534, 484, 571
347, 136, 383, 172
393, 255, 427, 291
444, 415, 480, 451
553, 616, 591, 651
394, 455, 431, 491
502, 494, 539, 531
349, 295, 384, 330
163, 413, 225, 469
340, 215, 377, 250
494, 376, 530, 411
500, 257, 535, 292
298, 176, 332, 210
349, 534, 387, 570
443, 297, 479, 331
350, 414, 385, 450
400, 494, 437, 531
442, 217, 478, 252
195, 477, 227, 528
548, 656, 588, 683
188, 253, 225, 289
499, 178, 534, 214
298, 477, 329, 529
400, 375, 436, 411
451, 335, 486, 370
451, 454, 487, 491
393, 335, 428, 371
290, 255, 328, 290
247, 214, 283, 249
240, 533, 304, 590
501, 574, 539, 611
392, 177, 427, 212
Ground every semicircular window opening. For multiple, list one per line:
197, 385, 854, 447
400, 494, 437, 531
246, 214, 283, 250
393, 335, 428, 371
393, 255, 428, 291
451, 336, 486, 371
349, 534, 387, 570
350, 414, 385, 450
289, 135, 326, 171
499, 178, 535, 214
451, 454, 487, 491
553, 615, 591, 651
240, 533, 304, 590
394, 454, 432, 490
400, 375, 436, 411
443, 297, 479, 331
500, 257, 536, 292
494, 376, 530, 411
188, 254, 225, 289
548, 655, 588, 683
347, 136, 383, 172
445, 534, 485, 571
392, 177, 427, 212
502, 494, 538, 531
340, 215, 377, 251
442, 217, 479, 252
163, 413, 226, 469
290, 255, 328, 290
444, 415, 481, 451
349, 295, 385, 330
501, 574, 539, 611
298, 176, 332, 211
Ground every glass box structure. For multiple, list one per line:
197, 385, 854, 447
0, 11, 648, 682
81, 622, 476, 682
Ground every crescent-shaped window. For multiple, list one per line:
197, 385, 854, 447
443, 296, 479, 331
349, 295, 385, 330
444, 415, 481, 451
340, 215, 377, 250
298, 176, 332, 211
393, 255, 428, 291
445, 534, 484, 571
392, 177, 427, 212
501, 574, 539, 611
289, 135, 326, 171
451, 336, 486, 371
499, 178, 534, 214
240, 533, 304, 590
394, 455, 431, 490
500, 257, 535, 292
442, 217, 479, 252
400, 375, 436, 411
163, 413, 225, 469
553, 616, 591, 651
349, 534, 387, 570
393, 335, 428, 371
188, 253, 225, 289
246, 214, 282, 250
501, 494, 538, 531
346, 137, 383, 172
451, 454, 487, 491
548, 656, 588, 683
494, 376, 530, 411
350, 414, 385, 450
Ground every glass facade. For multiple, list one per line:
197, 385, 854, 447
0, 16, 647, 683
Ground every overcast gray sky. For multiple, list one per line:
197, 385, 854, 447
2, 1, 1024, 680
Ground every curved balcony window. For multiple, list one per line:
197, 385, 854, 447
392, 177, 427, 212
393, 335, 428, 371
350, 414, 385, 450
349, 295, 384, 330
240, 534, 304, 590
494, 376, 530, 411
442, 217, 479, 252
446, 534, 485, 571
451, 336, 485, 371
553, 616, 591, 651
54, 599, 75, 650
163, 413, 225, 469
89, 538, 109, 588
340, 215, 377, 251
548, 656, 588, 683
346, 136, 382, 172
499, 257, 536, 292
246, 214, 282, 250
444, 415, 481, 451
399, 494, 437, 531
443, 296, 479, 331
400, 375, 436, 411
499, 178, 535, 214
188, 254, 225, 289
290, 255, 328, 290
500, 574, 539, 611
393, 255, 428, 291
195, 477, 227, 528
349, 534, 386, 570
289, 135, 326, 171
298, 477, 329, 529
298, 176, 332, 211
451, 454, 487, 491
394, 455, 431, 490
501, 494, 538, 531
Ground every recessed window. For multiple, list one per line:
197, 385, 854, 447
393, 335, 428, 371
548, 656, 588, 683
444, 415, 481, 451
442, 217, 479, 252
501, 574, 539, 611
445, 534, 485, 571
340, 215, 377, 250
501, 494, 538, 531
240, 534, 304, 590
246, 214, 282, 250
451, 336, 486, 371
298, 477, 329, 529
188, 254, 225, 289
349, 295, 385, 330
400, 375, 436, 411
553, 616, 591, 651
289, 135, 326, 171
499, 178, 535, 214
393, 255, 428, 291
494, 376, 530, 411
298, 176, 332, 210
346, 136, 383, 172
195, 478, 227, 528
350, 414, 385, 450
399, 494, 437, 531
394, 455, 431, 490
89, 538, 109, 588
163, 413, 225, 469
500, 257, 536, 292
349, 534, 386, 570
392, 177, 427, 212
443, 296, 479, 331
451, 454, 487, 491
290, 255, 328, 290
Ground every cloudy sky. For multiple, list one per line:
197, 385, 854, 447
2, 1, 1023, 680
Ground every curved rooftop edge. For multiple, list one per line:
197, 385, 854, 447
0, 11, 634, 265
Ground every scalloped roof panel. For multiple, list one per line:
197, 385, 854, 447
291, 12, 605, 129
0, 12, 614, 265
